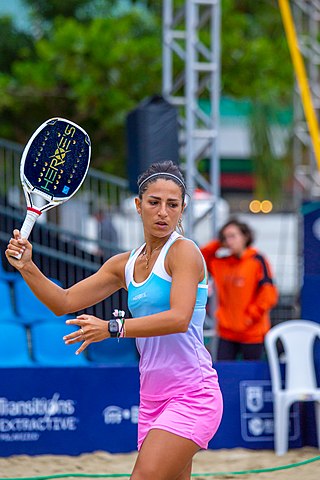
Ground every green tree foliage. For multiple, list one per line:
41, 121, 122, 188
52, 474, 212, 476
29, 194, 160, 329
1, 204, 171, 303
0, 16, 35, 139
24, 0, 93, 21
249, 103, 292, 201
221, 0, 294, 200
222, 0, 293, 104
0, 9, 162, 175
0, 0, 294, 193
24, 0, 161, 28
0, 17, 34, 74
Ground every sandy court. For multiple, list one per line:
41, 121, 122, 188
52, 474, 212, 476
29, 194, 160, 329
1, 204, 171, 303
0, 447, 319, 479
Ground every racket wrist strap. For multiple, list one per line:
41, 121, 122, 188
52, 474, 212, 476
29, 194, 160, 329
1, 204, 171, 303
116, 319, 125, 338
112, 309, 126, 339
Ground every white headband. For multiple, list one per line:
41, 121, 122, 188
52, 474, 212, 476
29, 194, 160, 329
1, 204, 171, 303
138, 172, 186, 191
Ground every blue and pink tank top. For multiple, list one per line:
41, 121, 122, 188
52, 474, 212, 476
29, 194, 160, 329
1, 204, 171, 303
125, 231, 219, 400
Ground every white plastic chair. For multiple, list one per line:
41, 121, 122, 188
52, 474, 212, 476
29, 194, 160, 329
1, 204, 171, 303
265, 320, 320, 455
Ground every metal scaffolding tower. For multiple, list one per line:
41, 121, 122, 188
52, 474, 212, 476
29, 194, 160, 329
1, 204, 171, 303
291, 0, 320, 199
162, 0, 221, 237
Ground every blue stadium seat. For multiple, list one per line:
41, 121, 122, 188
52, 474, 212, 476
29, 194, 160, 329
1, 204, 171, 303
30, 322, 89, 366
87, 338, 139, 366
0, 254, 19, 283
0, 323, 33, 367
0, 279, 20, 323
13, 276, 70, 325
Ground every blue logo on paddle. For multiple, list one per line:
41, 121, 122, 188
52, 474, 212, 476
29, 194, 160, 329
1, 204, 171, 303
62, 186, 70, 195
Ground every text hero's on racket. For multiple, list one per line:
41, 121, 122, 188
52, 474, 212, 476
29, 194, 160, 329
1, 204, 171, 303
11, 117, 91, 258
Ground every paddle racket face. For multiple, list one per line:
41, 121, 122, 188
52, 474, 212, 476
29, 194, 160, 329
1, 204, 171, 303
21, 117, 91, 206
13, 118, 91, 254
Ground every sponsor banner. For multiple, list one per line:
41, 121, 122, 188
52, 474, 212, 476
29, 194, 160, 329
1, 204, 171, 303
239, 381, 300, 442
209, 362, 304, 450
0, 363, 316, 456
301, 202, 320, 324
0, 366, 140, 456
302, 202, 320, 276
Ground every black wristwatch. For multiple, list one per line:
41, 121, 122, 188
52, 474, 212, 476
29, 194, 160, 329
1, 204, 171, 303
108, 319, 119, 338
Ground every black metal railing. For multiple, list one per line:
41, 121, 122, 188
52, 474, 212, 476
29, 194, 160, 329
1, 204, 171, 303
0, 205, 128, 321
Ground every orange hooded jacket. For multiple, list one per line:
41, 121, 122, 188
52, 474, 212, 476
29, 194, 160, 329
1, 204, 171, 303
201, 240, 278, 344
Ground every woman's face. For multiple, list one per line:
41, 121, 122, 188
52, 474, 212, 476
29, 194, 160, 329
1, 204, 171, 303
135, 178, 184, 238
221, 224, 247, 255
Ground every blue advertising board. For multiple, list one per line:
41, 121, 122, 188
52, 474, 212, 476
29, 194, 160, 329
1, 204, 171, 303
301, 201, 320, 323
302, 201, 320, 276
0, 366, 140, 456
0, 362, 317, 457
210, 362, 303, 450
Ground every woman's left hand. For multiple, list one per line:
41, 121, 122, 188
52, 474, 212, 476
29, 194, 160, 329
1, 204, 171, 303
63, 314, 109, 355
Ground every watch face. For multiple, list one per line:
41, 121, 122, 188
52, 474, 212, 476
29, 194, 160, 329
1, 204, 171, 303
109, 320, 119, 335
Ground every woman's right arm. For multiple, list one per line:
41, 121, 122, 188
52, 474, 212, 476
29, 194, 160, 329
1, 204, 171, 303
5, 229, 129, 316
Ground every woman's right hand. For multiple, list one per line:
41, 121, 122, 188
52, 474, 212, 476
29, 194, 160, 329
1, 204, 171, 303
5, 229, 33, 270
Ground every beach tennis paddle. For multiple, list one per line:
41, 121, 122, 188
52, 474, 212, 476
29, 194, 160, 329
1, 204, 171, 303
11, 117, 91, 259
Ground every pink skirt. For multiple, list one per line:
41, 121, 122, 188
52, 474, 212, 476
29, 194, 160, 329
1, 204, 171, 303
137, 386, 223, 450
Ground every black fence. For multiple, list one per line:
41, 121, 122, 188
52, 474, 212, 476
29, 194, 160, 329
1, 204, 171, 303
0, 203, 128, 321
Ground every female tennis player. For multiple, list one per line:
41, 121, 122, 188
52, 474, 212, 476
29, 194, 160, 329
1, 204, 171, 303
6, 160, 223, 480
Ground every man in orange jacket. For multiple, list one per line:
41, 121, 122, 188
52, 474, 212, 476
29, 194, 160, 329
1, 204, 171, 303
201, 218, 278, 360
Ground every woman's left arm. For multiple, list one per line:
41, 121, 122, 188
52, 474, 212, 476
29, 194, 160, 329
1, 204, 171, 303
65, 240, 204, 354
126, 239, 204, 336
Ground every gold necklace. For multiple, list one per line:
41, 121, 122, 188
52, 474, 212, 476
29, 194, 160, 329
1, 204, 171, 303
141, 244, 163, 269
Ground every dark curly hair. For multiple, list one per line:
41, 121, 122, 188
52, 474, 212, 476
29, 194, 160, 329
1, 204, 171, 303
137, 160, 186, 204
218, 218, 254, 247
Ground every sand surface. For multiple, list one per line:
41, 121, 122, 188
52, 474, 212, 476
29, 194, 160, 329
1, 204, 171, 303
0, 447, 319, 479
